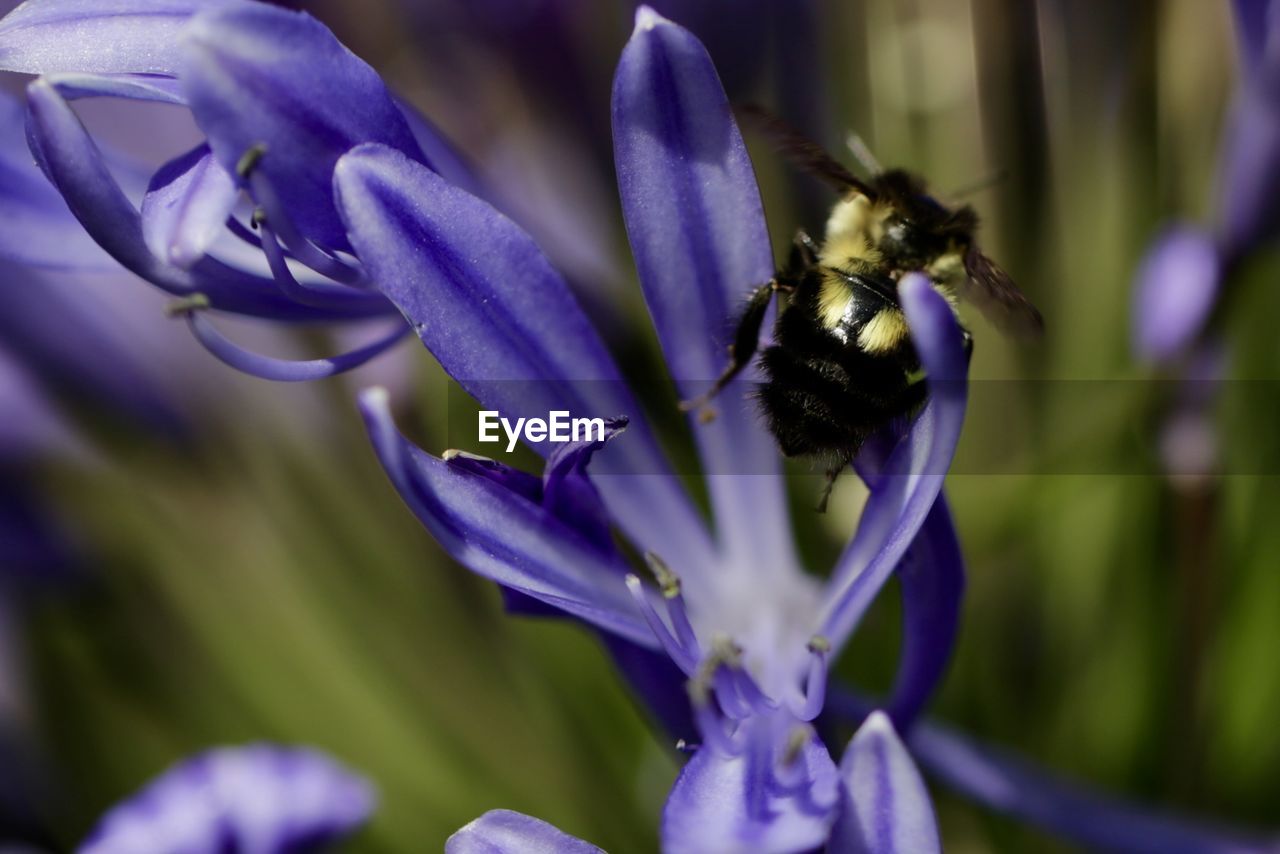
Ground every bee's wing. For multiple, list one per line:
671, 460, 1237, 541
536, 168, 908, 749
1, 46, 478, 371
961, 246, 1044, 338
734, 104, 875, 196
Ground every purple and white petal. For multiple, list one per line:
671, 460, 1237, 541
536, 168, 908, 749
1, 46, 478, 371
79, 744, 375, 854
830, 711, 941, 854
662, 716, 841, 854
358, 388, 660, 649
446, 809, 604, 854
820, 274, 970, 652
141, 144, 239, 269
336, 143, 717, 575
41, 71, 188, 105
612, 7, 796, 576
0, 0, 233, 75
1132, 226, 1221, 362
180, 2, 423, 250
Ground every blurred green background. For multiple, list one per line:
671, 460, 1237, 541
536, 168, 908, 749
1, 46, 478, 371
10, 0, 1280, 851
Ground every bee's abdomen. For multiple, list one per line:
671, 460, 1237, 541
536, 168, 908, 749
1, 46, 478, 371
757, 344, 922, 461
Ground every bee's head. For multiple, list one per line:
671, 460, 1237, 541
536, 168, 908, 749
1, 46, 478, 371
870, 170, 978, 268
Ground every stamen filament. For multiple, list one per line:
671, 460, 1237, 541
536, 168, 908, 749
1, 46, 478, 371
174, 302, 410, 382
256, 215, 383, 311
245, 169, 365, 286
625, 575, 698, 674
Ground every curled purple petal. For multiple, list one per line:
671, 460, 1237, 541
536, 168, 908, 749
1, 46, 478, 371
1132, 226, 1222, 362
79, 744, 375, 854
180, 2, 423, 250
613, 7, 795, 574
831, 711, 941, 854
335, 143, 716, 574
0, 0, 233, 75
820, 274, 970, 652
142, 144, 239, 269
661, 715, 840, 854
357, 387, 659, 649
885, 498, 964, 732
446, 809, 603, 854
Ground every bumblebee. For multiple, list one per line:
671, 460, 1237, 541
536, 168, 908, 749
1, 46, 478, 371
682, 112, 1043, 510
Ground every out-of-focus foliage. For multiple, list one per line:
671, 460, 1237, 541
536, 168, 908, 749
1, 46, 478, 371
7, 0, 1277, 851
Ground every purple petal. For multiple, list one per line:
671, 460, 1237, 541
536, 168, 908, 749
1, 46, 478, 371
446, 809, 603, 854
909, 720, 1277, 854
1215, 82, 1280, 258
1231, 0, 1272, 75
601, 634, 699, 743
819, 274, 970, 652
142, 144, 239, 268
40, 71, 187, 105
542, 417, 630, 552
885, 498, 964, 731
357, 387, 660, 649
180, 2, 423, 250
662, 716, 841, 854
0, 0, 233, 75
0, 91, 116, 270
612, 7, 795, 574
23, 78, 386, 321
831, 711, 941, 854
335, 143, 716, 574
79, 744, 375, 854
1132, 226, 1222, 362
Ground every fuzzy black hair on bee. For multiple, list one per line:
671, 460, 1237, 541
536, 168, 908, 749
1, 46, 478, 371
683, 107, 1043, 511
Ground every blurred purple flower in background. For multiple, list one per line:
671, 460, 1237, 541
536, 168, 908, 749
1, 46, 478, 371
1133, 0, 1279, 363
79, 745, 374, 854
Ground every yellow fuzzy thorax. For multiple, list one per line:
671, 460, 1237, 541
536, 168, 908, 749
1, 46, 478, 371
813, 191, 965, 350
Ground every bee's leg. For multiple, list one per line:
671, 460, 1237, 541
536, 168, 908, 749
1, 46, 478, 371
679, 280, 779, 418
816, 462, 846, 514
786, 229, 821, 276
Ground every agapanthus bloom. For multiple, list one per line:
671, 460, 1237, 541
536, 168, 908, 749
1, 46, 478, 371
3, 2, 1277, 852
78, 744, 374, 854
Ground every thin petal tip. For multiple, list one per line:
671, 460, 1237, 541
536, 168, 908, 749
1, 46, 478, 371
633, 5, 669, 34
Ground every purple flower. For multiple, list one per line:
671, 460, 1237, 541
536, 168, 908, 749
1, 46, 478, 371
0, 0, 437, 380
349, 7, 966, 850
345, 8, 1276, 851
1133, 0, 1280, 363
78, 744, 374, 854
